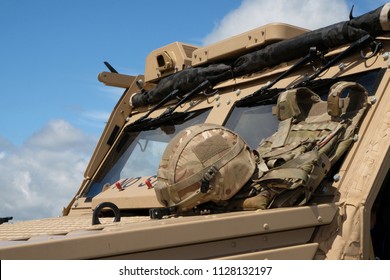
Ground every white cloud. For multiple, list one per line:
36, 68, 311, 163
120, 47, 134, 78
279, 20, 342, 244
203, 0, 350, 45
82, 110, 111, 123
26, 120, 92, 150
0, 120, 96, 221
0, 136, 14, 156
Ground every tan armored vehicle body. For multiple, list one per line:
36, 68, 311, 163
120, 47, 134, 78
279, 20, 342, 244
1, 4, 390, 260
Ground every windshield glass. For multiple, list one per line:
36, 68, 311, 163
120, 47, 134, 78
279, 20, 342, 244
86, 109, 210, 198
224, 105, 279, 149
225, 69, 384, 149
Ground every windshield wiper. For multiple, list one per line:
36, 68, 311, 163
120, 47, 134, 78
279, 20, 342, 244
236, 34, 378, 107
235, 47, 322, 107
125, 111, 190, 132
125, 80, 211, 132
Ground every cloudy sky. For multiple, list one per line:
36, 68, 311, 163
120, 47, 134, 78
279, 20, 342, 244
0, 0, 385, 221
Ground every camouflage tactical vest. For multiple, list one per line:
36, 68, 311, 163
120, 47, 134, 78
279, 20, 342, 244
233, 81, 370, 210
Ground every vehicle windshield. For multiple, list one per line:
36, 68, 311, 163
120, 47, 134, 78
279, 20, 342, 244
86, 109, 210, 198
86, 69, 383, 198
225, 104, 279, 149
225, 69, 384, 149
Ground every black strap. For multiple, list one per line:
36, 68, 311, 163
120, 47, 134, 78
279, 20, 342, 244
149, 207, 177, 220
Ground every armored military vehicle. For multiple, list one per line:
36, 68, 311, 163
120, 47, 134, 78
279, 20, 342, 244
1, 3, 389, 260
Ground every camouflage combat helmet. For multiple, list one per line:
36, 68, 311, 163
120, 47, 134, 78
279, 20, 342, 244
154, 123, 256, 212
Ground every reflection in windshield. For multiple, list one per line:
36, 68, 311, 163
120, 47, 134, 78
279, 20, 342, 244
225, 105, 279, 149
86, 109, 210, 198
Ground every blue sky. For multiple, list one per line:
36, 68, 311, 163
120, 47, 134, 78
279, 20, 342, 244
0, 0, 244, 145
0, 0, 385, 221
